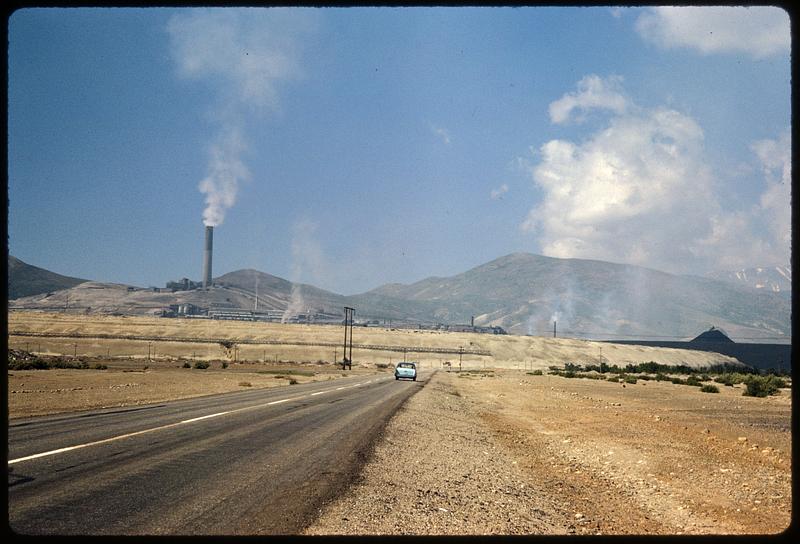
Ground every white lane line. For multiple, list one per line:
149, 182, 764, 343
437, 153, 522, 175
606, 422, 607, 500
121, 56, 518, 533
181, 411, 231, 424
335, 387, 346, 390
11, 393, 305, 465
266, 398, 294, 406
9, 379, 382, 465
8, 420, 189, 465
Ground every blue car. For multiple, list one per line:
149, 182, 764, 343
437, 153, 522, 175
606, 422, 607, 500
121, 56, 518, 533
395, 362, 417, 381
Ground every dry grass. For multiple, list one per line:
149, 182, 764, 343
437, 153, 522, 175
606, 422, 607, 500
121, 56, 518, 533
8, 311, 740, 371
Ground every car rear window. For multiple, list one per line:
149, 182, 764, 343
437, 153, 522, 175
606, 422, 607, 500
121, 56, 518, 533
397, 363, 414, 368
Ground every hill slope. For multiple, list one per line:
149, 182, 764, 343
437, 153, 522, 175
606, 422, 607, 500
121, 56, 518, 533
708, 266, 792, 296
7, 256, 89, 299
360, 253, 791, 341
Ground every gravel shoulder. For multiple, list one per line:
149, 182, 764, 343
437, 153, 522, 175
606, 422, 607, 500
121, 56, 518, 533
305, 369, 792, 536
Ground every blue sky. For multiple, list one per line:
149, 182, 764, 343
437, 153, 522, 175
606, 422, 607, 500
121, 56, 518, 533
8, 7, 791, 294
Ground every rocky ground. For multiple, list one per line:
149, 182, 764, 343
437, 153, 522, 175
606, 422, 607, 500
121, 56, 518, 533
305, 369, 792, 536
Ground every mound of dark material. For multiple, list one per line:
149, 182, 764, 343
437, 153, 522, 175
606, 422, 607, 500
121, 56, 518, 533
691, 327, 734, 343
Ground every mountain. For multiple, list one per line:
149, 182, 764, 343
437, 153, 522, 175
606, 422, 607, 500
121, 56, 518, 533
214, 269, 347, 314
708, 266, 792, 296
7, 255, 89, 299
8, 253, 791, 342
358, 253, 791, 341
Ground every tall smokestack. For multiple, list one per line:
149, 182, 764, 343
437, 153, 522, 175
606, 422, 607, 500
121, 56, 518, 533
203, 225, 213, 288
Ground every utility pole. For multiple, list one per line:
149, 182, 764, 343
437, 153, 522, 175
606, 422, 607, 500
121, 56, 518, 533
342, 307, 354, 370
459, 346, 463, 372
554, 320, 557, 338
74, 343, 78, 358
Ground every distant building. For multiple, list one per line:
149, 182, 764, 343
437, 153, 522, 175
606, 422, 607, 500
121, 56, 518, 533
166, 278, 202, 292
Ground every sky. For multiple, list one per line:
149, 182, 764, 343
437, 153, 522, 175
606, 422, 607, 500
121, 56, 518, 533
7, 6, 792, 295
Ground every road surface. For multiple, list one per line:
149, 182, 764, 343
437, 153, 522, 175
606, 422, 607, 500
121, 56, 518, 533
8, 371, 429, 535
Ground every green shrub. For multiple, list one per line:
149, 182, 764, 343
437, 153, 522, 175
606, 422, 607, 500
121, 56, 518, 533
607, 376, 620, 383
686, 376, 702, 387
222, 362, 228, 369
93, 363, 108, 370
623, 375, 637, 384
193, 361, 210, 369
8, 358, 50, 370
654, 373, 670, 382
700, 384, 719, 393
670, 377, 686, 385
289, 378, 299, 385
527, 370, 543, 376
743, 375, 783, 397
238, 381, 252, 387
183, 362, 191, 368
766, 375, 787, 389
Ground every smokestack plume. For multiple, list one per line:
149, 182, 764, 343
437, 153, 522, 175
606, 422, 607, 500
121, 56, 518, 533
203, 225, 213, 288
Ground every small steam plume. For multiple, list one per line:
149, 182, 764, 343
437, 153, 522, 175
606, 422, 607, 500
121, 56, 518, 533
282, 284, 306, 323
282, 219, 327, 323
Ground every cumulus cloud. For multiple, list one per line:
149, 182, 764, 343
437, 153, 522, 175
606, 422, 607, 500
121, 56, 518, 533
635, 6, 790, 59
522, 75, 791, 274
753, 131, 792, 258
548, 74, 629, 125
490, 183, 509, 200
168, 8, 315, 226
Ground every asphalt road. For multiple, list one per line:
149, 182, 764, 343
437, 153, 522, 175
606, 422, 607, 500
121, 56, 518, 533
8, 371, 431, 535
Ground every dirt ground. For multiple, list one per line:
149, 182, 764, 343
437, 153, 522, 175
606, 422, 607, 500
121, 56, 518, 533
5, 312, 792, 534
7, 358, 382, 419
305, 370, 792, 536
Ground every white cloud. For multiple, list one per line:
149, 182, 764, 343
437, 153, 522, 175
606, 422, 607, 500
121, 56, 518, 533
752, 130, 792, 261
490, 183, 509, 200
430, 124, 452, 145
523, 76, 791, 274
548, 74, 629, 125
635, 6, 790, 59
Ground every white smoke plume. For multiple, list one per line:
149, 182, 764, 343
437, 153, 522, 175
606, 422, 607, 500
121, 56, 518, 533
198, 128, 250, 227
282, 219, 327, 323
167, 8, 314, 226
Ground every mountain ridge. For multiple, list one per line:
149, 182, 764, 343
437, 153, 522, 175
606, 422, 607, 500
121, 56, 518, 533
8, 252, 791, 342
